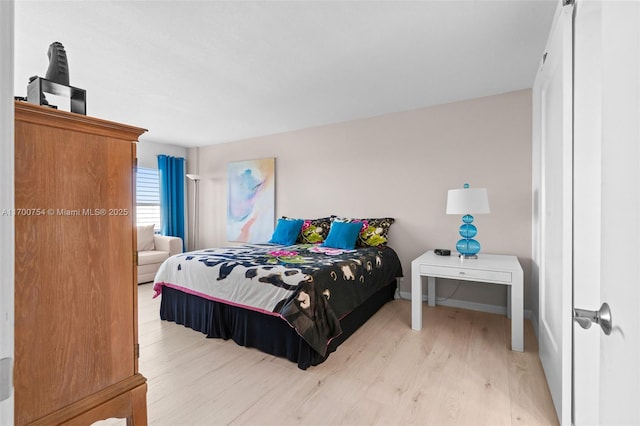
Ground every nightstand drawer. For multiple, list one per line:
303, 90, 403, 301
420, 265, 512, 283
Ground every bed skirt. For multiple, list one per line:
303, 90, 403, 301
159, 279, 397, 369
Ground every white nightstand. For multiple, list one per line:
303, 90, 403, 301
411, 250, 524, 352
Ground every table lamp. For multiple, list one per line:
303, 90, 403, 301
446, 183, 490, 259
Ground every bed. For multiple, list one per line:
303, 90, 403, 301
153, 234, 403, 369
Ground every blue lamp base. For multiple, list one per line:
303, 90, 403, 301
456, 214, 481, 259
456, 238, 480, 259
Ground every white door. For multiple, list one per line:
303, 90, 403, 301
532, 2, 573, 424
0, 1, 14, 424
573, 0, 640, 424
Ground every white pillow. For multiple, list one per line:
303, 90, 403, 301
137, 224, 155, 251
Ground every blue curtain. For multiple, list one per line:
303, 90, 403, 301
157, 155, 185, 250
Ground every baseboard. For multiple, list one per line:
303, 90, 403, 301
398, 291, 533, 321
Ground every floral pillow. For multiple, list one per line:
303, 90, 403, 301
282, 216, 334, 244
334, 217, 395, 247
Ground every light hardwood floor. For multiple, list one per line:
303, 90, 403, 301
98, 283, 558, 425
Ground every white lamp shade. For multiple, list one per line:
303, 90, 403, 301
186, 174, 201, 181
446, 187, 490, 214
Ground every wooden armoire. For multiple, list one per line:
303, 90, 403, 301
14, 101, 148, 425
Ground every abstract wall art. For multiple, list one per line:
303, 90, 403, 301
227, 157, 275, 242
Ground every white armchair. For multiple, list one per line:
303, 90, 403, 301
137, 224, 183, 284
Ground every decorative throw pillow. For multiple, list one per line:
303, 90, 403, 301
321, 221, 362, 250
269, 218, 304, 245
283, 216, 334, 244
137, 224, 155, 251
334, 217, 395, 247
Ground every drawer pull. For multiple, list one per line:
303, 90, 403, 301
459, 272, 465, 275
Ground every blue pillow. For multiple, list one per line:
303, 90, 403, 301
321, 221, 362, 250
269, 218, 304, 245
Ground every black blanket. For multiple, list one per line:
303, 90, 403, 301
154, 244, 403, 356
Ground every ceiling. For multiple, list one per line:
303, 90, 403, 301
14, 1, 557, 148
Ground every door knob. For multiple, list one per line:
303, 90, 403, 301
573, 302, 612, 335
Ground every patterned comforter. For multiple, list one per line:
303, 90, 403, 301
153, 243, 403, 356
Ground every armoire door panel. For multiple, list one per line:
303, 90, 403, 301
14, 101, 147, 425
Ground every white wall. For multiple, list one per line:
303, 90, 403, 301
136, 140, 188, 169
0, 1, 15, 423
193, 89, 533, 312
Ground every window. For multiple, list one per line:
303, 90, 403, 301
136, 167, 160, 231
